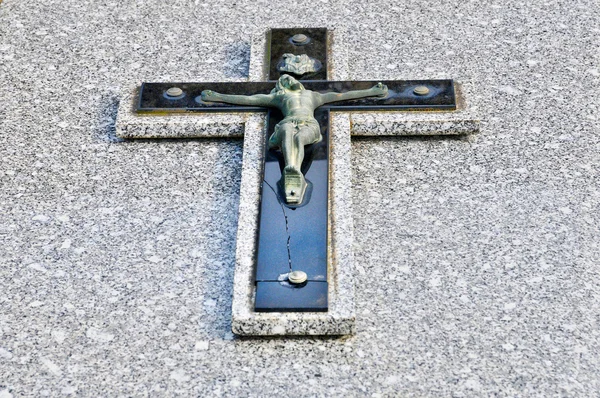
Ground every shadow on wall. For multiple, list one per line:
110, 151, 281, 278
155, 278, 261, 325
223, 41, 251, 79
96, 91, 124, 143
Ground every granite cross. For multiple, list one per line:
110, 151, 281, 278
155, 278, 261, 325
118, 28, 476, 334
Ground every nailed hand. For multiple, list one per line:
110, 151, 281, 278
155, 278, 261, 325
371, 82, 388, 97
201, 90, 214, 101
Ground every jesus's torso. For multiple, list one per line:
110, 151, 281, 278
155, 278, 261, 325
275, 90, 320, 119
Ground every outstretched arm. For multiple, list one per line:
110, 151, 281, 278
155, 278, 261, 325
201, 90, 276, 107
317, 83, 388, 106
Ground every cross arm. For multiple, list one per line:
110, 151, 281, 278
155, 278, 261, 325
136, 80, 457, 113
201, 90, 276, 108
317, 83, 388, 106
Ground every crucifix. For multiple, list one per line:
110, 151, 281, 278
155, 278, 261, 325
122, 28, 474, 334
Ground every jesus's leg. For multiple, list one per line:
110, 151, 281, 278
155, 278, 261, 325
270, 120, 321, 205
293, 123, 322, 170
280, 124, 301, 173
278, 124, 305, 204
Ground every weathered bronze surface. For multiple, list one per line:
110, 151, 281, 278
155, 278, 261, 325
201, 74, 387, 204
278, 53, 321, 75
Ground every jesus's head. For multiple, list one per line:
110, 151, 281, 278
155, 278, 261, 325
271, 74, 305, 94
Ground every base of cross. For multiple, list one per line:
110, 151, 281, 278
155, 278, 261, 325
114, 27, 479, 335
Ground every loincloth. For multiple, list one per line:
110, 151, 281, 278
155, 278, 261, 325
277, 116, 320, 129
270, 116, 321, 146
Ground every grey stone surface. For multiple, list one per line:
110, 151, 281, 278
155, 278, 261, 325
115, 86, 249, 139
349, 84, 480, 136
1, 0, 599, 397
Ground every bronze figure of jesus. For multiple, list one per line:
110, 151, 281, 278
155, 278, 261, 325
201, 74, 388, 204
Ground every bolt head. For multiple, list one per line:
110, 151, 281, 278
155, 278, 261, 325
166, 87, 184, 97
413, 86, 430, 96
291, 33, 309, 44
288, 270, 308, 284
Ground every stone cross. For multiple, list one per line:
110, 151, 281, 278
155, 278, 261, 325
116, 28, 479, 336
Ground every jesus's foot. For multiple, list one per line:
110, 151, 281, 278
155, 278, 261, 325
280, 166, 307, 205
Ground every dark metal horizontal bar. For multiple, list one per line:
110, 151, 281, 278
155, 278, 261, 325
137, 80, 456, 113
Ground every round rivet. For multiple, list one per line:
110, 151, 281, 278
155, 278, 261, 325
291, 33, 309, 44
166, 87, 184, 97
288, 270, 308, 284
413, 86, 430, 96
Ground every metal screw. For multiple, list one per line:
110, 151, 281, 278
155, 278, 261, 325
166, 87, 184, 97
291, 33, 309, 44
288, 270, 308, 284
413, 86, 430, 96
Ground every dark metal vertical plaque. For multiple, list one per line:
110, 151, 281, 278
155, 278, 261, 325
254, 109, 329, 312
255, 28, 330, 312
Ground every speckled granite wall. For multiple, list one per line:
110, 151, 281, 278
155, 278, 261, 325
114, 28, 478, 336
0, 0, 599, 396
